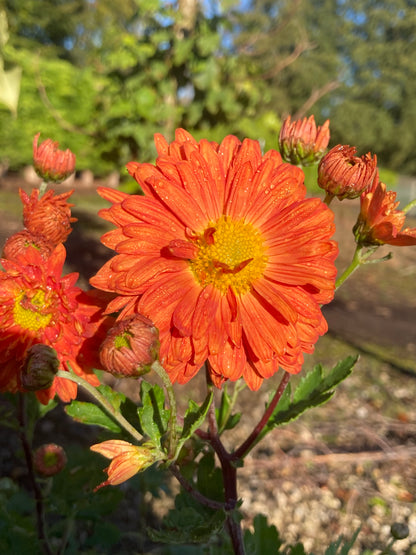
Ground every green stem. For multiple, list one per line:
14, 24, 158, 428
335, 245, 364, 290
324, 192, 335, 205
335, 244, 386, 290
151, 360, 178, 458
56, 370, 142, 443
38, 181, 48, 198
402, 198, 416, 214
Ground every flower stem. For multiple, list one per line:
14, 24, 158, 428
335, 245, 364, 290
403, 198, 416, 214
324, 192, 335, 205
232, 371, 291, 461
18, 394, 53, 555
335, 244, 385, 290
169, 465, 226, 511
56, 370, 143, 443
205, 391, 245, 554
151, 360, 178, 458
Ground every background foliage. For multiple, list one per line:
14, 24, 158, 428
0, 0, 415, 175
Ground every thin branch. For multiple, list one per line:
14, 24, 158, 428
18, 394, 53, 555
169, 464, 226, 511
232, 372, 291, 461
293, 80, 340, 120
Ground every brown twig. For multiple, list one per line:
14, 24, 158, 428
293, 80, 340, 120
18, 394, 53, 555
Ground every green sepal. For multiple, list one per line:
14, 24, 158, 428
65, 401, 121, 433
137, 382, 170, 448
259, 356, 358, 443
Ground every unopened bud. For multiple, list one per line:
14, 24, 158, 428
20, 187, 77, 246
2, 230, 54, 262
21, 344, 59, 391
100, 315, 159, 378
279, 115, 330, 166
318, 145, 378, 200
34, 443, 67, 477
33, 133, 76, 183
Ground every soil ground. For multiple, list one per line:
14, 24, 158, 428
0, 174, 415, 554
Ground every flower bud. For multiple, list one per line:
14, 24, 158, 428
33, 443, 67, 477
279, 115, 330, 166
100, 314, 159, 378
33, 133, 76, 183
318, 145, 378, 200
21, 344, 59, 391
91, 439, 161, 490
2, 230, 54, 262
20, 188, 77, 246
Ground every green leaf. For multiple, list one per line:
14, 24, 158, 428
216, 387, 242, 433
137, 382, 170, 447
96, 384, 126, 411
147, 491, 226, 545
243, 514, 282, 555
323, 528, 360, 555
65, 401, 121, 433
197, 452, 224, 502
260, 356, 358, 442
180, 392, 213, 444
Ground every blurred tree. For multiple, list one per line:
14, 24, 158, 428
1, 0, 416, 175
0, 0, 281, 175
329, 0, 416, 174
230, 0, 343, 120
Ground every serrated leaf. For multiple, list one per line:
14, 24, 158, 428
258, 356, 358, 444
137, 382, 170, 447
65, 401, 121, 433
147, 490, 226, 544
243, 514, 282, 554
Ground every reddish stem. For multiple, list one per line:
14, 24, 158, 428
232, 371, 291, 461
18, 394, 53, 555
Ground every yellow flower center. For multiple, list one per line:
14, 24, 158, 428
13, 289, 53, 331
189, 216, 267, 295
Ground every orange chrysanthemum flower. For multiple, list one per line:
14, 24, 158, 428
354, 182, 416, 247
91, 129, 338, 390
20, 188, 77, 246
0, 244, 110, 404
